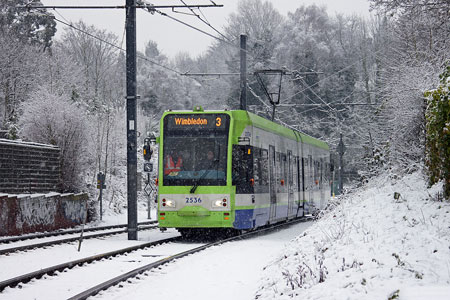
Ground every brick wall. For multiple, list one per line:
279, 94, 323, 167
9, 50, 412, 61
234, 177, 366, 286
0, 139, 61, 193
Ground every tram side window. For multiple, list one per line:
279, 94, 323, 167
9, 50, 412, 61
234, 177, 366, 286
276, 152, 281, 193
325, 162, 330, 182
320, 158, 324, 188
260, 149, 269, 186
281, 153, 287, 191
313, 160, 319, 185
297, 156, 303, 192
292, 156, 298, 191
232, 145, 247, 184
307, 155, 313, 190
232, 145, 253, 193
253, 148, 261, 186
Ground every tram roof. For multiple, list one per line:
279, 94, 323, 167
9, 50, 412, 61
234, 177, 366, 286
161, 109, 329, 150
236, 110, 329, 150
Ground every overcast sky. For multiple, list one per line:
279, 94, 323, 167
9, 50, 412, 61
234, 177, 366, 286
42, 0, 371, 58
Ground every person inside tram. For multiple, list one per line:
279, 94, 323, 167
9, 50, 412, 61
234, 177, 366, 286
164, 150, 183, 176
198, 150, 215, 171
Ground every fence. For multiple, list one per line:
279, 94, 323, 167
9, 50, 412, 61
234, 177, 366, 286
0, 139, 61, 193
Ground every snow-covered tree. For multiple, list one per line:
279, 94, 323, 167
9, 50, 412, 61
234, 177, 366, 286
368, 0, 449, 172
57, 22, 125, 189
19, 88, 92, 192
0, 0, 56, 50
0, 30, 46, 138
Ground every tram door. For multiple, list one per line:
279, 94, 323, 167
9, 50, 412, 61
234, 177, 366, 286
287, 150, 293, 217
269, 145, 277, 222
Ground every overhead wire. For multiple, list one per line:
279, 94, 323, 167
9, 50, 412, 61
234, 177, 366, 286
53, 8, 71, 24
146, 8, 238, 50
137, 0, 259, 57
53, 17, 183, 75
280, 46, 388, 104
178, 0, 230, 41
298, 77, 334, 112
137, 3, 384, 143
53, 2, 382, 136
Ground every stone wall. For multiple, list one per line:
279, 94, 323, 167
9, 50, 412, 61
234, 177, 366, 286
0, 139, 61, 193
0, 193, 88, 236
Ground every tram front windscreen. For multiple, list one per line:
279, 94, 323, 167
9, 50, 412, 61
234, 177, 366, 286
162, 114, 230, 186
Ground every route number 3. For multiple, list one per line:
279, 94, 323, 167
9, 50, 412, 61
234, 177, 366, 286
215, 117, 222, 127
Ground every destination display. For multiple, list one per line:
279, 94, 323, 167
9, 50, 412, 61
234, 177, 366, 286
165, 114, 229, 131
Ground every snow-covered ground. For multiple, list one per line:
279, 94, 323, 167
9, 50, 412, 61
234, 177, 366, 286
1, 170, 448, 300
95, 221, 313, 300
256, 171, 450, 299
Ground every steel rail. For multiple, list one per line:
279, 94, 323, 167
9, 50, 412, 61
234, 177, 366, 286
69, 217, 313, 300
0, 224, 158, 256
0, 236, 181, 292
0, 221, 157, 244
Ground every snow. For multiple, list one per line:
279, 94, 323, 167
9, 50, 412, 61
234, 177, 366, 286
0, 138, 59, 150
0, 229, 179, 284
95, 221, 313, 300
0, 230, 192, 300
0, 170, 449, 300
256, 171, 450, 299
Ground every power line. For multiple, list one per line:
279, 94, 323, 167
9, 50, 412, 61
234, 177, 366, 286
280, 46, 387, 103
22, 4, 224, 10
53, 17, 183, 75
182, 72, 240, 76
137, 1, 258, 57
298, 77, 334, 112
178, 0, 230, 41
150, 8, 239, 50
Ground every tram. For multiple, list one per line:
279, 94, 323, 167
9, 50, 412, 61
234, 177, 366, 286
155, 106, 330, 236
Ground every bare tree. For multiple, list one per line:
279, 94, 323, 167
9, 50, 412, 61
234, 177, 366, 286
19, 88, 92, 192
369, 0, 449, 172
57, 22, 125, 188
0, 31, 44, 137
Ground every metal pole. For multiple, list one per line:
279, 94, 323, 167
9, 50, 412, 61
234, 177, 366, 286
99, 184, 103, 221
126, 0, 138, 240
240, 34, 247, 110
338, 134, 344, 194
147, 173, 151, 219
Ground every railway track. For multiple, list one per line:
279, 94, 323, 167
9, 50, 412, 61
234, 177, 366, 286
0, 235, 182, 292
0, 217, 312, 298
70, 217, 312, 300
0, 221, 157, 244
0, 222, 158, 256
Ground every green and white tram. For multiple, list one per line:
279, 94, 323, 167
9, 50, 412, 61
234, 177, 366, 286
156, 107, 330, 235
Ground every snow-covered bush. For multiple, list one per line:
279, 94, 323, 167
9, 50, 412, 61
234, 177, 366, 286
424, 63, 450, 199
19, 87, 93, 192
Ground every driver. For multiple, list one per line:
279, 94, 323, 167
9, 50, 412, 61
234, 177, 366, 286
164, 150, 183, 175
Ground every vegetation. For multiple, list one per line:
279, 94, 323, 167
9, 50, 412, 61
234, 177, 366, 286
0, 0, 448, 207
425, 63, 450, 198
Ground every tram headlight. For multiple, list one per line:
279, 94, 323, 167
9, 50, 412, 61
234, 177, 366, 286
164, 200, 176, 208
212, 198, 228, 208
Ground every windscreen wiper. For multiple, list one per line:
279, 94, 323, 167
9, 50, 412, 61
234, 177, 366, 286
190, 170, 209, 194
190, 159, 219, 193
190, 181, 200, 194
